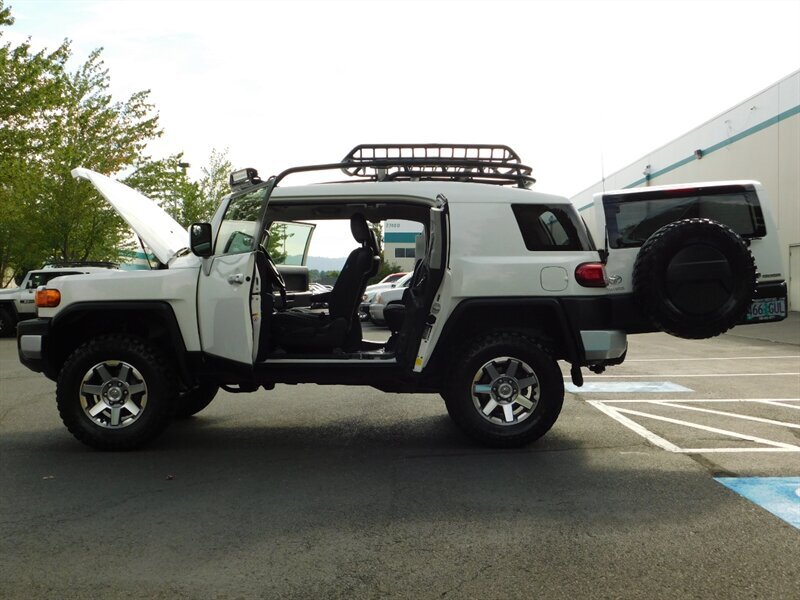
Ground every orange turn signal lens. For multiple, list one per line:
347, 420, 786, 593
35, 288, 61, 308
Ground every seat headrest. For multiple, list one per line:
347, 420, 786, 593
350, 213, 370, 244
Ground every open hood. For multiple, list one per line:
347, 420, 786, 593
72, 167, 188, 265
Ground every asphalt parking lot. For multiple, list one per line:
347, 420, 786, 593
1, 318, 798, 599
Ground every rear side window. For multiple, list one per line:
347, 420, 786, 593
511, 204, 594, 251
603, 186, 766, 249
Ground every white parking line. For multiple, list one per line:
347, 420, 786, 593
565, 381, 693, 393
756, 400, 800, 411
647, 401, 800, 429
589, 400, 681, 452
613, 407, 800, 451
626, 356, 800, 362
589, 398, 800, 404
587, 398, 800, 454
583, 372, 800, 378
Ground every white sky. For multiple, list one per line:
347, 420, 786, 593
6, 0, 800, 257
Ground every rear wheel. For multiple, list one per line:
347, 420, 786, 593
442, 332, 564, 448
56, 335, 175, 450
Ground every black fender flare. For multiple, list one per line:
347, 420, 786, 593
50, 301, 195, 385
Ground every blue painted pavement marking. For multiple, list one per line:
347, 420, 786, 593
565, 381, 693, 393
715, 477, 800, 529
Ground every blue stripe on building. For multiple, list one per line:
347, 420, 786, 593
384, 232, 420, 243
577, 103, 800, 212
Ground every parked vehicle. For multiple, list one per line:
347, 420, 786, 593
16, 144, 786, 450
369, 272, 413, 325
0, 263, 119, 337
360, 272, 410, 321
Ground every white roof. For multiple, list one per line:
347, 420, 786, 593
270, 180, 571, 205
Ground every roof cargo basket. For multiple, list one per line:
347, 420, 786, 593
341, 144, 535, 188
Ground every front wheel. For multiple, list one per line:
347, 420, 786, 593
442, 333, 564, 448
0, 308, 15, 338
174, 384, 219, 419
56, 335, 175, 450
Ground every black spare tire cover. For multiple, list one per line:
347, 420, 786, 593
632, 218, 756, 339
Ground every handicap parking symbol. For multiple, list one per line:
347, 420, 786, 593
716, 477, 800, 529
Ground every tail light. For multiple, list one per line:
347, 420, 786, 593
35, 288, 61, 307
575, 262, 608, 288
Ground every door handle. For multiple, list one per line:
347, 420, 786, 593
227, 273, 245, 285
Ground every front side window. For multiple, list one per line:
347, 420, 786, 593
216, 187, 268, 255
603, 187, 766, 249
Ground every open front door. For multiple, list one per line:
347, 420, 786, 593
197, 183, 274, 366
197, 251, 258, 364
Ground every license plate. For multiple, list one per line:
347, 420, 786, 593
745, 297, 787, 322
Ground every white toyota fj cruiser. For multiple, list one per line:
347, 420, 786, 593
16, 144, 787, 450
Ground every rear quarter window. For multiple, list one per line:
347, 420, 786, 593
511, 204, 594, 251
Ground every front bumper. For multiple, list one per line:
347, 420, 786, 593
17, 318, 51, 376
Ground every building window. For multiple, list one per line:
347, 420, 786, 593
394, 247, 415, 258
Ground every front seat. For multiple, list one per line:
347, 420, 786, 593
271, 214, 380, 351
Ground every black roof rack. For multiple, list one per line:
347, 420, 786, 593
339, 144, 535, 188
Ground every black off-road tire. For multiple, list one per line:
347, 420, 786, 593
174, 384, 219, 419
633, 218, 756, 339
442, 332, 564, 448
0, 307, 15, 338
56, 335, 176, 450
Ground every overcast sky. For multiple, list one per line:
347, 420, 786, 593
6, 0, 800, 256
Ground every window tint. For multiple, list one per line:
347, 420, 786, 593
603, 188, 765, 249
511, 204, 592, 251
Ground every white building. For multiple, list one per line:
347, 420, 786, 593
383, 219, 424, 271
571, 70, 800, 311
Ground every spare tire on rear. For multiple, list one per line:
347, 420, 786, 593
632, 218, 756, 339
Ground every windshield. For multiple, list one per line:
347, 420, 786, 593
216, 187, 268, 255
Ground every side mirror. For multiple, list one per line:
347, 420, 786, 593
190, 223, 213, 257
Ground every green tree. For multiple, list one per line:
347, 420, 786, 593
368, 259, 403, 285
32, 48, 161, 264
125, 148, 231, 229
196, 148, 232, 223
266, 222, 291, 264
0, 1, 70, 284
124, 153, 199, 224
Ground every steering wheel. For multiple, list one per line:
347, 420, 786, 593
258, 245, 287, 305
